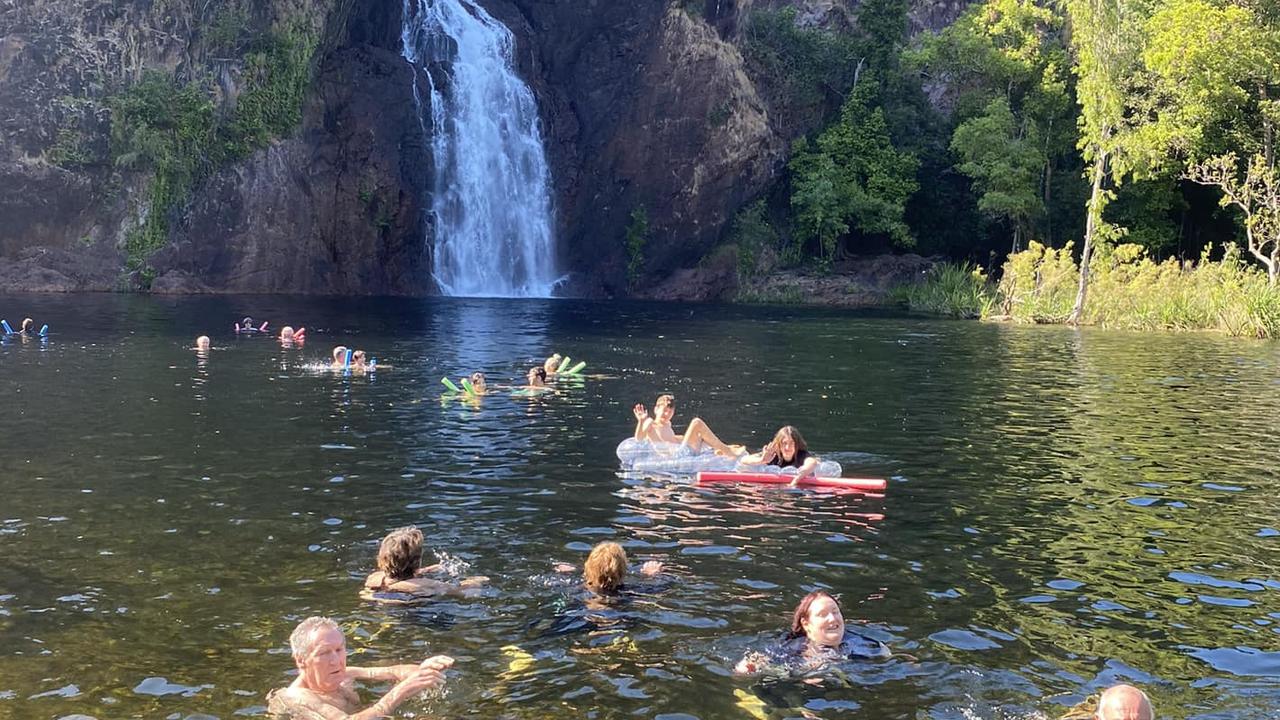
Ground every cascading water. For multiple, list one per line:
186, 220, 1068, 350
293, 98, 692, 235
401, 0, 560, 298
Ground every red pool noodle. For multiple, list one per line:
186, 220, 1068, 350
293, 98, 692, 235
696, 471, 887, 492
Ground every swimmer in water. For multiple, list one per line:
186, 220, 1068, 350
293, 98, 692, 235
523, 366, 551, 391
739, 425, 821, 483
20, 318, 35, 334
554, 541, 664, 595
735, 590, 889, 675
266, 616, 453, 719
351, 350, 368, 370
632, 394, 744, 457
195, 336, 211, 351
331, 345, 349, 368
362, 526, 487, 602
543, 353, 563, 377
468, 372, 487, 395
279, 326, 305, 344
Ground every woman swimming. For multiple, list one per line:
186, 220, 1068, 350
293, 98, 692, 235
734, 590, 888, 675
739, 426, 820, 483
267, 616, 453, 718
468, 372, 487, 395
362, 526, 486, 603
543, 353, 563, 378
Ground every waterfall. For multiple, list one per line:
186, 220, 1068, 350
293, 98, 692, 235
401, 0, 560, 298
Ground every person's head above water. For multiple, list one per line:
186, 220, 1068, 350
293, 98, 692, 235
288, 616, 346, 692
280, 326, 295, 341
543, 354, 562, 374
196, 335, 211, 351
332, 345, 348, 363
21, 318, 33, 332
770, 426, 808, 461
352, 350, 367, 366
241, 316, 254, 328
654, 394, 675, 421
376, 526, 424, 582
788, 590, 845, 649
1095, 684, 1154, 720
584, 541, 628, 594
469, 372, 486, 391
527, 366, 547, 386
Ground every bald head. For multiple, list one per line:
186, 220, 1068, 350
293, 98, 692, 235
1096, 684, 1153, 720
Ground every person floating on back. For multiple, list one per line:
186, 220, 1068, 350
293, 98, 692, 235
739, 425, 821, 484
266, 616, 453, 718
632, 393, 743, 457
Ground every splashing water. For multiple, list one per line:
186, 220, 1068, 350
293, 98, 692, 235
401, 0, 561, 298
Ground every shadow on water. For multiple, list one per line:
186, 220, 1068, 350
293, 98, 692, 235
0, 294, 1277, 718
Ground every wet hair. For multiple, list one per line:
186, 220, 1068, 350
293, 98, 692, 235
21, 318, 33, 332
470, 371, 486, 386
655, 394, 674, 409
584, 541, 628, 594
332, 346, 348, 363
544, 354, 562, 371
771, 426, 808, 455
376, 526, 424, 582
280, 326, 294, 338
196, 335, 211, 348
352, 350, 367, 364
242, 317, 254, 327
528, 367, 547, 384
289, 616, 340, 665
788, 590, 837, 639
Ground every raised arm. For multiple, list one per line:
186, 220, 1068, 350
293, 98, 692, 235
789, 454, 821, 485
344, 656, 453, 720
632, 404, 653, 441
739, 441, 778, 467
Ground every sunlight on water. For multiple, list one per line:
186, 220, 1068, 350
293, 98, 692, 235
0, 294, 1277, 718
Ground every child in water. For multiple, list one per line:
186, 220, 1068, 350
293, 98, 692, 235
362, 526, 487, 603
554, 541, 664, 595
734, 590, 889, 675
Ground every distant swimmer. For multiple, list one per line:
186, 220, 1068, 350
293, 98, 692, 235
521, 366, 551, 392
632, 393, 744, 457
543, 353, 563, 378
279, 326, 306, 344
554, 541, 664, 595
362, 526, 487, 603
195, 336, 211, 351
468, 371, 487, 395
331, 345, 349, 368
235, 316, 268, 333
735, 590, 889, 675
739, 425, 820, 483
267, 616, 453, 718
2, 317, 47, 337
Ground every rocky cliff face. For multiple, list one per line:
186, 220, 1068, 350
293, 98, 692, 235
0, 0, 968, 296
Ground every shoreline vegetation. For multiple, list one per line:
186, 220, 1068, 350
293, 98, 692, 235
891, 243, 1280, 339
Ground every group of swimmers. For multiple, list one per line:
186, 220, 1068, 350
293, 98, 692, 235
273, 526, 1156, 719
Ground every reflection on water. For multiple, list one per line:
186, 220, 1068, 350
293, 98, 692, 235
0, 294, 1277, 718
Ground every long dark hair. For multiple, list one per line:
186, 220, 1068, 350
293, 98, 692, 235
787, 590, 836, 639
772, 426, 808, 456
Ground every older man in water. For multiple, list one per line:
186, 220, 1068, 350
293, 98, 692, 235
1095, 684, 1154, 720
268, 616, 453, 719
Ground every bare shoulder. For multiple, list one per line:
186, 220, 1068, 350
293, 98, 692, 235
266, 686, 345, 720
363, 570, 387, 589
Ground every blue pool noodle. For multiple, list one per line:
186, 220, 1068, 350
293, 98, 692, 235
1, 320, 12, 335
39, 324, 48, 337
344, 349, 353, 368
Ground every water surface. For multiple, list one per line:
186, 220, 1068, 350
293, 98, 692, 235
0, 294, 1277, 718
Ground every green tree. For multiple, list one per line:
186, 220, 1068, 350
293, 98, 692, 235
1144, 0, 1280, 280
951, 97, 1047, 252
789, 85, 920, 260
1064, 0, 1155, 323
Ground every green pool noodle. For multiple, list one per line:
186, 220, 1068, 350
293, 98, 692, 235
461, 378, 477, 395
557, 356, 572, 373
565, 361, 586, 375
441, 377, 462, 393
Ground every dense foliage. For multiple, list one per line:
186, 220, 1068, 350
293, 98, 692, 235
736, 0, 1280, 333
105, 24, 318, 279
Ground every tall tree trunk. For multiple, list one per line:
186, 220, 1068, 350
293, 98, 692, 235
1069, 148, 1109, 325
1043, 157, 1053, 247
